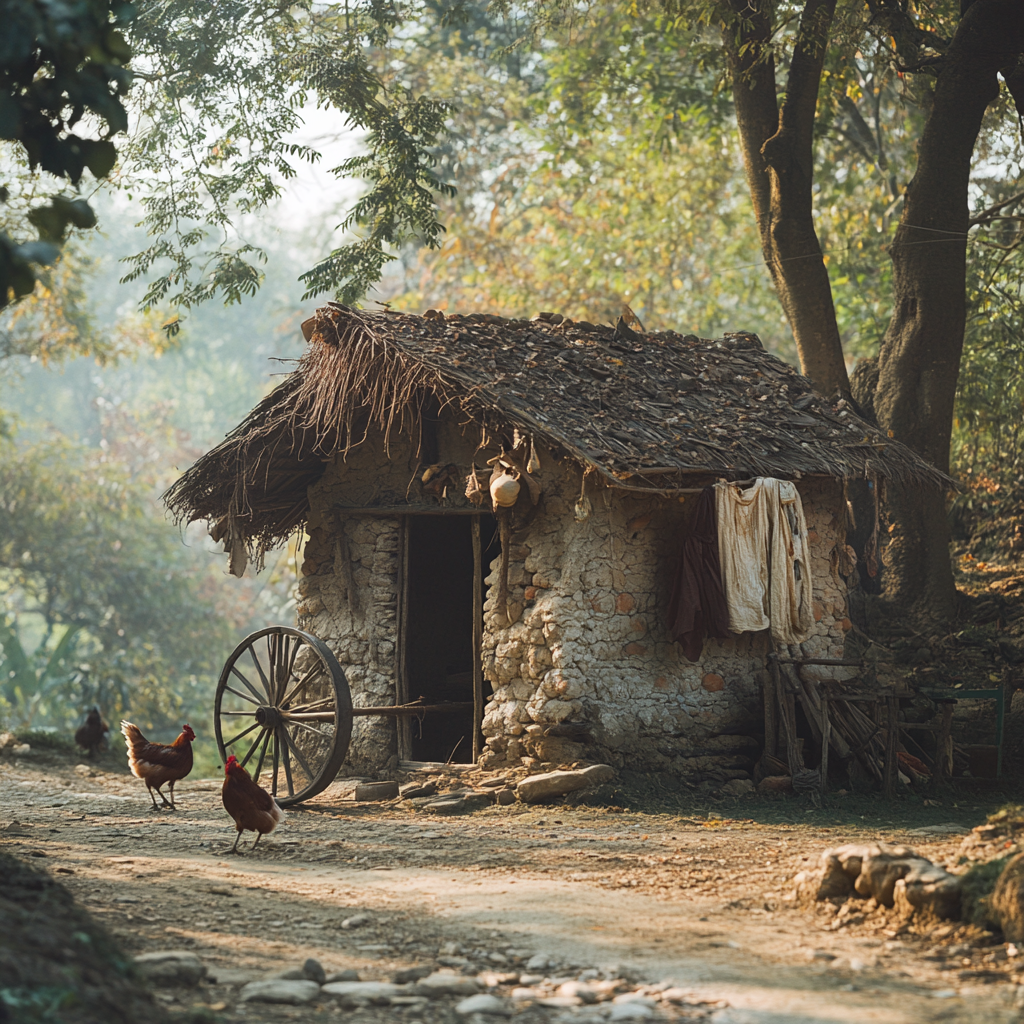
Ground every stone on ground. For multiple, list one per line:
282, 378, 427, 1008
421, 791, 492, 814
354, 780, 400, 801
415, 972, 482, 996
134, 950, 207, 987
455, 993, 513, 1016
239, 979, 321, 1004
516, 765, 615, 803
321, 980, 405, 1006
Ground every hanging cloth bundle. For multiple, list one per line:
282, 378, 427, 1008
667, 487, 731, 661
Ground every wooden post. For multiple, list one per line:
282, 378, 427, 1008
471, 515, 484, 763
819, 689, 830, 798
395, 516, 411, 760
935, 702, 954, 784
773, 658, 803, 773
884, 695, 899, 800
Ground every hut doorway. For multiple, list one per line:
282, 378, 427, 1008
401, 513, 500, 763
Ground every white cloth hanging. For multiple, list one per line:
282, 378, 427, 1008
715, 477, 813, 643
715, 479, 771, 634
763, 478, 813, 644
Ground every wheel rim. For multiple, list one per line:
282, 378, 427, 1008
214, 627, 352, 807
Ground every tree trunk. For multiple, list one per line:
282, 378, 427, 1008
873, 0, 1024, 621
722, 0, 850, 398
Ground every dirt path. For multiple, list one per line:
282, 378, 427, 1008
2, 751, 1022, 1023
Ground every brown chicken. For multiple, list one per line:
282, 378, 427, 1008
120, 721, 195, 810
222, 755, 284, 852
74, 707, 109, 759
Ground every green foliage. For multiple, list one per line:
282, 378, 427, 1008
0, 436, 234, 732
120, 1, 458, 309
0, 0, 135, 310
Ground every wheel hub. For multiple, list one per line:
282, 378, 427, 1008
255, 705, 281, 730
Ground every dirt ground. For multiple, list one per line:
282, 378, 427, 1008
3, 747, 1024, 1024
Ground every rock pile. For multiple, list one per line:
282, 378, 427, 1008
793, 843, 962, 921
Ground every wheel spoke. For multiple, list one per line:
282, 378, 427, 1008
271, 730, 280, 798
280, 726, 295, 795
219, 710, 257, 716
253, 728, 272, 783
286, 697, 335, 715
281, 725, 317, 784
287, 718, 332, 738
279, 661, 323, 709
224, 721, 262, 748
223, 684, 260, 706
284, 636, 302, 687
248, 645, 274, 701
238, 729, 265, 768
229, 668, 264, 704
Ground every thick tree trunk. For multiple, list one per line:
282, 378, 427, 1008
722, 0, 850, 398
873, 0, 1024, 622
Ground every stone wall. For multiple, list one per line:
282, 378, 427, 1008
290, 413, 852, 781
478, 474, 852, 782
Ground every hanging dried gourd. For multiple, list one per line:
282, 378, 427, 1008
465, 464, 485, 506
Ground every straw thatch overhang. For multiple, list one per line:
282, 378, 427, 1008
164, 304, 952, 561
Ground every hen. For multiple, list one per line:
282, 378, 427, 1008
222, 755, 284, 852
120, 721, 195, 810
74, 707, 109, 759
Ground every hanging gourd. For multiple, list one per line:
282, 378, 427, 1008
489, 468, 521, 509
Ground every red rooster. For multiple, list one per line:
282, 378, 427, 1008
222, 755, 285, 853
120, 721, 195, 810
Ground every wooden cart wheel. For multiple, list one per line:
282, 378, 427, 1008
214, 627, 353, 807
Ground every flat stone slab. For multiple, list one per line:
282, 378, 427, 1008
516, 764, 615, 803
321, 981, 405, 1006
133, 951, 207, 987
354, 781, 400, 801
414, 972, 482, 996
455, 993, 513, 1016
239, 979, 321, 1004
421, 791, 492, 814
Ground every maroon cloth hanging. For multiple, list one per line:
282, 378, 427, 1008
667, 486, 731, 661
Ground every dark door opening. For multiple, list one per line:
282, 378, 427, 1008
405, 514, 500, 763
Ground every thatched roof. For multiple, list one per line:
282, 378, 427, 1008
164, 304, 951, 561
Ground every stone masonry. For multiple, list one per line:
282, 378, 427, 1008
292, 417, 852, 781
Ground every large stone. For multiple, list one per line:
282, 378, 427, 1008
987, 852, 1024, 941
421, 791, 492, 814
354, 781, 400, 801
239, 979, 321, 1004
133, 951, 207, 987
414, 972, 482, 997
516, 764, 615, 803
794, 843, 961, 919
321, 981, 405, 1006
455, 993, 513, 1017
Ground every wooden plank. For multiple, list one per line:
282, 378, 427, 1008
935, 703, 953, 783
472, 514, 484, 763
884, 696, 899, 800
820, 691, 830, 798
395, 515, 411, 760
